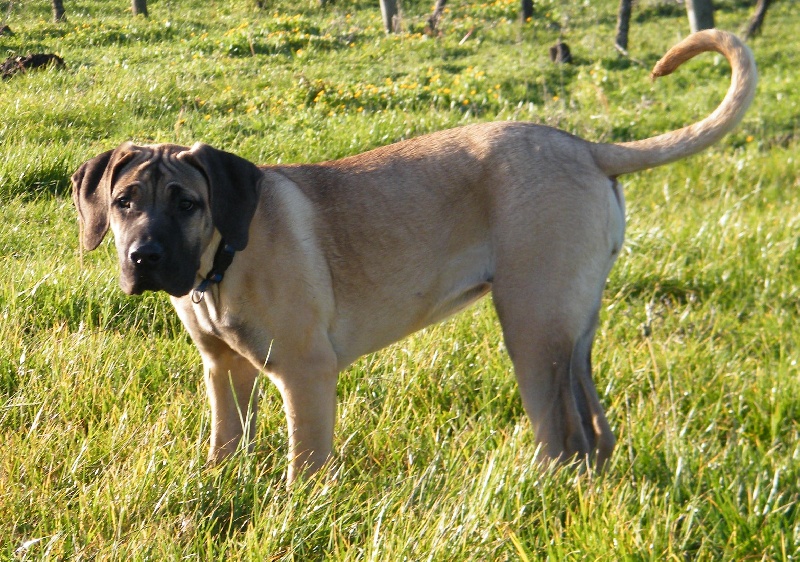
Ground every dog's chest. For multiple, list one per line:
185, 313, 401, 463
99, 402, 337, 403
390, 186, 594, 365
173, 293, 263, 357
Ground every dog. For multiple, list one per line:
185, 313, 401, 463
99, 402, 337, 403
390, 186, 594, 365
72, 30, 756, 483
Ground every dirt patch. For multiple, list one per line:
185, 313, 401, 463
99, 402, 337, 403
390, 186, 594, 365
1, 53, 66, 80
549, 41, 572, 64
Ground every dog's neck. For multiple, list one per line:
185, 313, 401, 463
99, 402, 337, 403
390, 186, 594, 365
192, 236, 237, 303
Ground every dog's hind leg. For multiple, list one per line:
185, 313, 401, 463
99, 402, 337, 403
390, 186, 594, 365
494, 303, 592, 465
569, 314, 616, 469
491, 213, 617, 468
494, 290, 614, 468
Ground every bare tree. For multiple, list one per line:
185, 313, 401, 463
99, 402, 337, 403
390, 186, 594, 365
132, 0, 148, 17
379, 0, 397, 32
426, 0, 447, 34
614, 0, 633, 50
51, 0, 65, 22
685, 0, 714, 32
744, 0, 771, 39
521, 0, 533, 21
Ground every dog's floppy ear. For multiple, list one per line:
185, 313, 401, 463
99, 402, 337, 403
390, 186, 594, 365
71, 142, 138, 250
179, 143, 260, 251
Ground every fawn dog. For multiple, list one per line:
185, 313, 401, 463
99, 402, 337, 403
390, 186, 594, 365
72, 30, 756, 483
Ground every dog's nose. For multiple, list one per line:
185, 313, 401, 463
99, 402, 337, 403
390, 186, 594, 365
129, 242, 164, 268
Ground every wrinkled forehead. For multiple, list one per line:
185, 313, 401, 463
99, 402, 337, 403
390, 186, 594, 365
114, 144, 207, 193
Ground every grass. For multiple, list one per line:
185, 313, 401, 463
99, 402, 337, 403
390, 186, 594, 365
1, 0, 799, 558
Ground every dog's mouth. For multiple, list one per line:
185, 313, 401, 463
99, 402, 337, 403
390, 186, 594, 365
119, 257, 198, 298
120, 270, 194, 297
122, 275, 159, 296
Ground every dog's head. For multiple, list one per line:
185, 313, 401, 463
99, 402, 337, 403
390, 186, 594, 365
72, 142, 260, 297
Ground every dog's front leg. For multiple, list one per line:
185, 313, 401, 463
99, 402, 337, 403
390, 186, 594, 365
269, 345, 339, 484
202, 347, 261, 463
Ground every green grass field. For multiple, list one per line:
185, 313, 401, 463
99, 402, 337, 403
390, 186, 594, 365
1, 0, 798, 558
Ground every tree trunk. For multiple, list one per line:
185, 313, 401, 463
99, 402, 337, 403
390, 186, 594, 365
51, 0, 65, 22
132, 0, 148, 17
521, 0, 533, 22
427, 0, 447, 34
379, 0, 398, 33
685, 0, 714, 33
614, 0, 632, 50
744, 0, 771, 39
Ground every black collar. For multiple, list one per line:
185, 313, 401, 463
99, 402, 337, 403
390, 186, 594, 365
191, 240, 236, 303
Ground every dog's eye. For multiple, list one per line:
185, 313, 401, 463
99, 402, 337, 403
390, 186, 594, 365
115, 197, 132, 209
178, 199, 196, 212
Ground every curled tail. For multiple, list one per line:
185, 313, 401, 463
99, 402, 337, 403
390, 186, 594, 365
592, 29, 757, 177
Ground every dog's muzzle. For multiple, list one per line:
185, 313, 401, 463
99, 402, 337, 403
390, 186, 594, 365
120, 239, 193, 296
